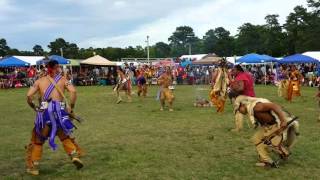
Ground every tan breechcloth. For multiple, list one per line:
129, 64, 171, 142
160, 88, 174, 103
210, 89, 226, 113
287, 80, 300, 101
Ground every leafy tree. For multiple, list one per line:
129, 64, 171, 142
168, 26, 197, 56
154, 42, 171, 58
263, 14, 286, 56
203, 29, 218, 53
33, 44, 44, 56
284, 6, 310, 54
211, 27, 234, 56
48, 38, 79, 58
0, 38, 10, 57
235, 23, 267, 55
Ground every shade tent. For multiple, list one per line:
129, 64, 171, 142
0, 56, 30, 67
192, 54, 222, 65
302, 52, 320, 62
80, 55, 116, 66
236, 53, 278, 64
180, 54, 207, 61
13, 56, 44, 66
36, 55, 70, 65
180, 60, 192, 67
279, 54, 319, 64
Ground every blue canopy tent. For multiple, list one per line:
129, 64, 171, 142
236, 53, 278, 85
236, 53, 278, 64
180, 59, 192, 67
279, 54, 319, 64
0, 56, 30, 67
36, 55, 70, 65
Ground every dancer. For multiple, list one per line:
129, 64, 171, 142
158, 67, 175, 111
229, 65, 255, 132
234, 95, 299, 168
287, 65, 302, 102
114, 67, 132, 103
210, 59, 229, 113
25, 60, 83, 175
137, 68, 147, 97
277, 65, 289, 98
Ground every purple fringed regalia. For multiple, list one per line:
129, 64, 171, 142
34, 74, 74, 150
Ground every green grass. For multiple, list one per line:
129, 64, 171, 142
0, 85, 319, 180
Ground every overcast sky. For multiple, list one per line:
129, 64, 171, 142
0, 0, 307, 50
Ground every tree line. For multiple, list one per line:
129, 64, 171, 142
0, 0, 319, 60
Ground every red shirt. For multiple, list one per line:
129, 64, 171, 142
235, 72, 255, 97
27, 68, 35, 78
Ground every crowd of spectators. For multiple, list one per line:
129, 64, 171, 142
0, 62, 319, 89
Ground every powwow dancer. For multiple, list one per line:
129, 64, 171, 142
277, 65, 289, 98
287, 65, 302, 102
157, 67, 175, 111
229, 65, 256, 132
25, 60, 83, 176
136, 69, 147, 97
114, 67, 132, 104
234, 95, 299, 168
210, 59, 230, 113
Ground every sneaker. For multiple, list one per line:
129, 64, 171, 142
160, 108, 164, 111
72, 157, 84, 170
169, 109, 174, 112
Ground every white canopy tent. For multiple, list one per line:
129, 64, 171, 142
180, 54, 207, 61
80, 55, 117, 66
302, 51, 320, 61
13, 56, 44, 66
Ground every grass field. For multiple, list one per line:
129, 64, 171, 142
0, 85, 319, 180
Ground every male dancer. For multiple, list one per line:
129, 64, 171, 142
158, 67, 175, 111
26, 60, 83, 175
287, 65, 302, 102
210, 59, 229, 113
137, 68, 147, 97
234, 95, 299, 168
115, 67, 132, 103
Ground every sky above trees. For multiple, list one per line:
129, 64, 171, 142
0, 0, 307, 50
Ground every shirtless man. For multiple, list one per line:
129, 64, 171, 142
115, 67, 132, 103
158, 68, 175, 111
234, 95, 299, 168
26, 60, 83, 175
136, 68, 147, 97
